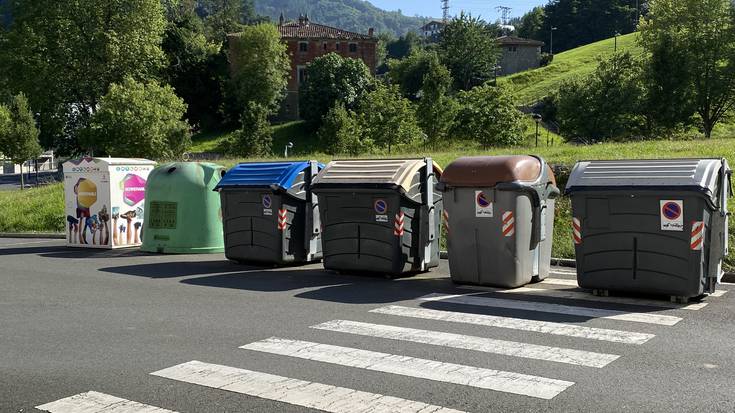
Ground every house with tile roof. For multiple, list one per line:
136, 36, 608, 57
277, 14, 378, 120
496, 36, 545, 76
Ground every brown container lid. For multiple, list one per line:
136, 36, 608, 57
440, 155, 554, 187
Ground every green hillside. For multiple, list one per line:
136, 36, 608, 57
255, 0, 427, 36
499, 33, 642, 105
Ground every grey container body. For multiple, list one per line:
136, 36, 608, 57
219, 167, 322, 265
313, 159, 443, 276
567, 159, 731, 298
444, 189, 555, 287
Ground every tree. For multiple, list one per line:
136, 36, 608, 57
438, 13, 499, 91
556, 52, 646, 141
1, 0, 167, 154
454, 85, 525, 148
230, 102, 273, 157
318, 103, 366, 156
515, 6, 545, 41
416, 59, 458, 145
163, 6, 223, 130
0, 94, 42, 190
357, 84, 422, 153
385, 31, 422, 59
199, 0, 257, 41
300, 53, 375, 127
88, 78, 190, 159
388, 50, 441, 100
639, 0, 735, 138
229, 23, 291, 117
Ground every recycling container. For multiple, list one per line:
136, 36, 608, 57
312, 158, 443, 276
141, 162, 226, 254
566, 158, 731, 301
438, 156, 559, 287
215, 161, 323, 265
63, 157, 155, 249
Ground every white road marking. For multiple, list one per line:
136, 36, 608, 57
312, 319, 619, 368
36, 391, 176, 413
420, 293, 682, 326
710, 290, 728, 297
720, 282, 735, 286
241, 338, 574, 400
550, 269, 577, 275
371, 305, 654, 345
152, 360, 464, 413
461, 285, 708, 311
540, 278, 579, 287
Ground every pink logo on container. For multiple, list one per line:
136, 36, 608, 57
121, 174, 147, 206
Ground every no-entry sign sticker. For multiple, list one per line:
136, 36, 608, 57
660, 200, 684, 231
475, 191, 493, 218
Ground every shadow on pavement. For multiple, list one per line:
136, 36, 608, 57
100, 260, 261, 278
181, 269, 353, 292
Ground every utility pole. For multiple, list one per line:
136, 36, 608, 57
441, 0, 449, 23
495, 6, 512, 25
550, 26, 557, 55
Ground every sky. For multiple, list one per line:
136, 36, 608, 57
368, 0, 547, 21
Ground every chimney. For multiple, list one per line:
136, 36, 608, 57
368, 27, 374, 37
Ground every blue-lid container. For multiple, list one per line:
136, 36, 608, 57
216, 161, 324, 200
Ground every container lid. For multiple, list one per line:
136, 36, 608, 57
215, 161, 323, 191
63, 156, 156, 168
312, 159, 443, 193
440, 156, 554, 187
565, 159, 731, 202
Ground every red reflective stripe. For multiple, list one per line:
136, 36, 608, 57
394, 212, 405, 236
502, 224, 515, 237
691, 222, 703, 237
690, 237, 703, 250
503, 212, 514, 225
278, 208, 288, 231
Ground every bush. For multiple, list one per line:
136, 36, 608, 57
357, 84, 423, 154
228, 102, 273, 157
540, 53, 554, 67
318, 103, 367, 156
88, 78, 190, 159
453, 84, 525, 148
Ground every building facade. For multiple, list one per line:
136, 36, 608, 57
497, 36, 545, 76
420, 21, 445, 40
236, 15, 378, 120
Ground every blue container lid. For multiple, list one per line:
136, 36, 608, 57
215, 161, 323, 191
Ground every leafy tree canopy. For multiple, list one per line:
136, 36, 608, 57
439, 13, 499, 91
454, 84, 525, 148
357, 84, 422, 153
229, 102, 273, 157
0, 93, 42, 189
318, 102, 366, 156
300, 53, 375, 127
87, 78, 190, 159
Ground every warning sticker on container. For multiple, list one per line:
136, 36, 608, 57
660, 200, 684, 231
475, 191, 493, 218
375, 215, 389, 223
263, 195, 273, 216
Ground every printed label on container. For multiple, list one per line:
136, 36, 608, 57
475, 191, 493, 218
375, 215, 389, 223
660, 200, 684, 231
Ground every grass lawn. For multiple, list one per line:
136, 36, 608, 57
7, 137, 734, 271
499, 33, 641, 105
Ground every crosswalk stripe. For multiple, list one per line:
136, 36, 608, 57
541, 278, 579, 287
36, 391, 176, 413
460, 285, 708, 311
420, 293, 682, 326
370, 305, 654, 345
152, 360, 464, 413
241, 337, 574, 400
311, 319, 619, 368
710, 290, 728, 297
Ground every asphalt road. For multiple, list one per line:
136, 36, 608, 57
1, 237, 734, 413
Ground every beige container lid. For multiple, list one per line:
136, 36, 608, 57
313, 159, 443, 193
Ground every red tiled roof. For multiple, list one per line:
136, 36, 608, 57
278, 21, 374, 40
496, 36, 545, 47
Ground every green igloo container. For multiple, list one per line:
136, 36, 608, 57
141, 162, 226, 254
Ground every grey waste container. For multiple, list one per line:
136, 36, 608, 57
215, 161, 323, 265
312, 158, 443, 276
438, 156, 560, 288
566, 158, 732, 301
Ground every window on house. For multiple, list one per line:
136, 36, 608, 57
299, 42, 308, 52
297, 66, 307, 86
336, 42, 341, 50
322, 42, 328, 51
349, 43, 358, 53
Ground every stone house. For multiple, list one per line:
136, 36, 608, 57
277, 15, 377, 120
496, 36, 545, 76
420, 21, 445, 40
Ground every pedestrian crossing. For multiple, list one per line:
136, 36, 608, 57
37, 271, 729, 413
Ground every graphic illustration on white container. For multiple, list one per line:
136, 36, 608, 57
63, 157, 156, 249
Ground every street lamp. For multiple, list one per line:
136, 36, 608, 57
284, 142, 294, 158
493, 65, 502, 85
550, 27, 558, 55
614, 31, 620, 52
532, 113, 543, 147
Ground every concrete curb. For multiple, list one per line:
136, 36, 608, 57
0, 232, 65, 239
